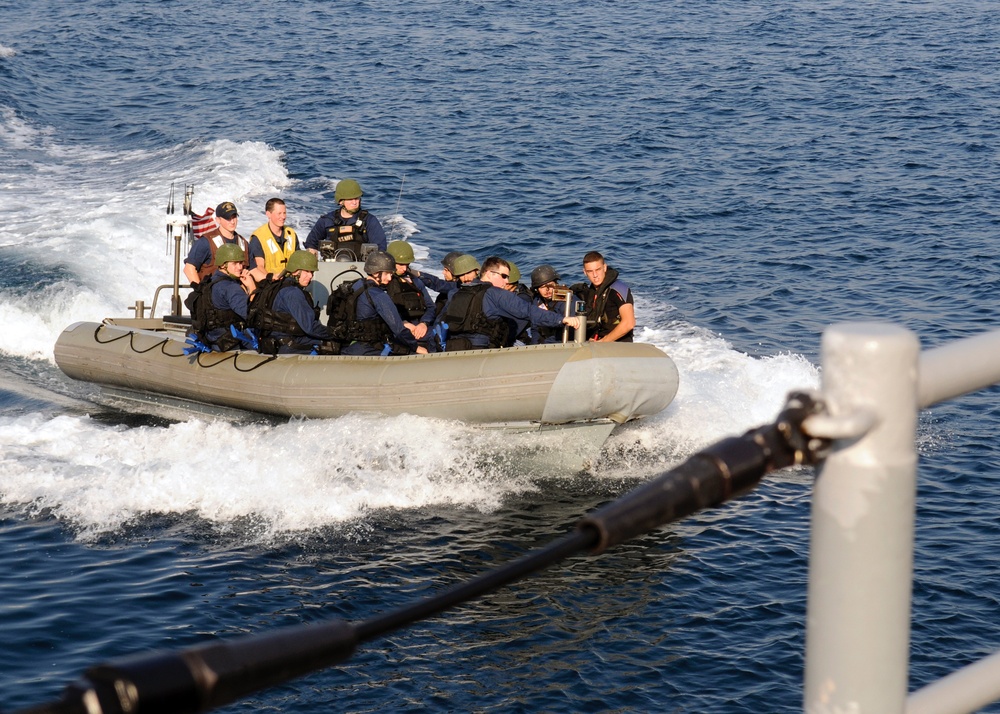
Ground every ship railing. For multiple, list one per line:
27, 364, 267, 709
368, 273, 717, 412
805, 323, 1000, 714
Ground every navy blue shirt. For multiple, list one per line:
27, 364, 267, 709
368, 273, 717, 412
304, 210, 387, 251
437, 280, 567, 348
349, 278, 419, 354
205, 270, 249, 346
271, 282, 331, 353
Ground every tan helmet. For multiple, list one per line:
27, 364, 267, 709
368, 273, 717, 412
286, 250, 319, 273
387, 240, 415, 265
334, 179, 363, 202
507, 262, 521, 284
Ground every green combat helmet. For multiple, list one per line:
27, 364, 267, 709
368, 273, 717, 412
365, 251, 396, 276
215, 243, 246, 265
387, 240, 415, 265
441, 251, 463, 273
334, 178, 364, 202
286, 250, 319, 273
507, 262, 521, 284
450, 254, 480, 278
531, 264, 560, 289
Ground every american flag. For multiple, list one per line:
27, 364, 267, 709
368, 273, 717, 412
191, 207, 217, 238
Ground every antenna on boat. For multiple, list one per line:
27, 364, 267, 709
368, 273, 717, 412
387, 174, 406, 241
166, 182, 175, 249
183, 184, 194, 248
163, 183, 195, 317
394, 174, 405, 215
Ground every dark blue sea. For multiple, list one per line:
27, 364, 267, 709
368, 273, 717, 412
2, 1, 1000, 711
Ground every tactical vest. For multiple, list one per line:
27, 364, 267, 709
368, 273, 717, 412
533, 296, 567, 344
251, 225, 298, 275
385, 273, 427, 322
441, 283, 508, 350
326, 281, 398, 347
247, 276, 311, 354
198, 231, 249, 283
577, 267, 633, 341
184, 274, 245, 351
323, 210, 369, 260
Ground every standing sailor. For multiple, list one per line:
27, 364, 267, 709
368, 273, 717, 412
248, 198, 298, 281
304, 178, 387, 258
183, 201, 249, 285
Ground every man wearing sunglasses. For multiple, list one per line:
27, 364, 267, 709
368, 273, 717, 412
436, 256, 583, 351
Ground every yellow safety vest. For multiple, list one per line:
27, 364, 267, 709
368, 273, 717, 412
252, 224, 298, 275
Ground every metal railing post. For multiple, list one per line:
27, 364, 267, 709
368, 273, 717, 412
805, 323, 919, 713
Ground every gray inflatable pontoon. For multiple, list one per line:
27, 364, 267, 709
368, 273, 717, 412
54, 317, 678, 426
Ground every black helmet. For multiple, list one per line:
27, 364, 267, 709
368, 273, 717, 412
531, 264, 560, 289
365, 251, 396, 275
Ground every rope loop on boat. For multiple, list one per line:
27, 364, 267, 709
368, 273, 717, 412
92, 324, 277, 368
93, 324, 171, 355
193, 350, 278, 372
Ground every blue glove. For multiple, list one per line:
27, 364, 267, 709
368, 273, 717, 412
230, 325, 259, 351
183, 335, 212, 354
433, 322, 448, 351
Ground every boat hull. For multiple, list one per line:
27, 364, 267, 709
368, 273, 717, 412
54, 320, 678, 426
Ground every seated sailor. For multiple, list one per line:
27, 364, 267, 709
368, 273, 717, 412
410, 250, 461, 318
435, 255, 582, 352
386, 240, 437, 349
334, 251, 428, 356
250, 250, 335, 355
504, 261, 532, 301
529, 264, 582, 345
186, 243, 256, 352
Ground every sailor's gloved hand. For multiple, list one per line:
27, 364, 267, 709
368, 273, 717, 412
183, 335, 212, 355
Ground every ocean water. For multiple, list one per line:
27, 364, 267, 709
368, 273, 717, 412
1, 1, 999, 711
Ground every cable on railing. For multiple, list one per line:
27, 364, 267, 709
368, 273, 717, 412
10, 392, 831, 714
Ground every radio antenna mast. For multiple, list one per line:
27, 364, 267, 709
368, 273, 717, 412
394, 174, 406, 215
